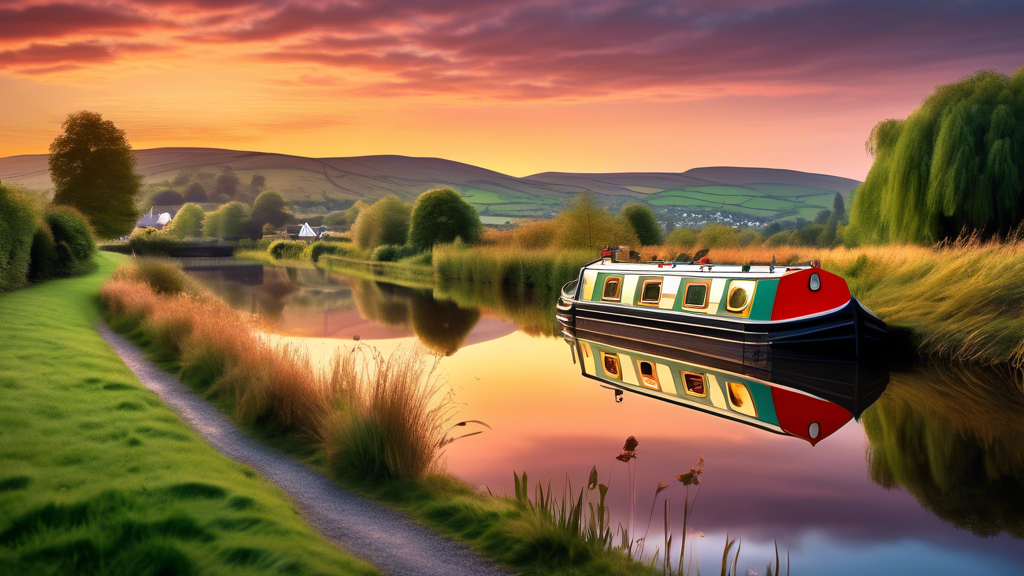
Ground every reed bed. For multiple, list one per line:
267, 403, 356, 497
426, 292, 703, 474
432, 243, 595, 301
101, 258, 455, 480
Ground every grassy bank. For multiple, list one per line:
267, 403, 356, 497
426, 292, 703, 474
320, 255, 434, 289
100, 258, 670, 576
0, 253, 376, 576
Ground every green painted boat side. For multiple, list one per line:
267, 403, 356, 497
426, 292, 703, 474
581, 338, 781, 428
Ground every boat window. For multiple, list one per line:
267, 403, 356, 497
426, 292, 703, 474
638, 361, 660, 390
726, 281, 755, 314
683, 282, 709, 308
600, 352, 622, 380
639, 279, 662, 305
727, 382, 758, 417
681, 372, 707, 397
601, 277, 622, 301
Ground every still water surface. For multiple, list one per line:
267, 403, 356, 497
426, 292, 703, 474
184, 259, 1024, 575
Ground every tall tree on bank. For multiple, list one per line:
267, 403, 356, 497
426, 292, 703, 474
620, 203, 663, 246
408, 188, 482, 249
849, 68, 1024, 244
48, 111, 142, 238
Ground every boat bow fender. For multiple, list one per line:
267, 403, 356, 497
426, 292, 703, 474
770, 268, 851, 321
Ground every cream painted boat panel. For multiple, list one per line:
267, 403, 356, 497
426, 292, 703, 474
660, 276, 681, 309
656, 363, 676, 394
707, 374, 728, 409
582, 270, 598, 300
620, 276, 639, 305
708, 278, 727, 313
619, 353, 638, 385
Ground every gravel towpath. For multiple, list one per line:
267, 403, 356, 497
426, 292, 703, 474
99, 323, 515, 576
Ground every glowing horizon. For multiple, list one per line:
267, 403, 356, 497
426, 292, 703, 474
1, 0, 1022, 180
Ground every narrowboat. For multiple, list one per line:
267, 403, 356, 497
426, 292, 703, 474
566, 334, 886, 445
557, 250, 889, 416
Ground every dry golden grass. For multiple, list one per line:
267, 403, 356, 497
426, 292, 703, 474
101, 258, 456, 480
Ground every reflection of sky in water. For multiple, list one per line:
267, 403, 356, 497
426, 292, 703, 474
188, 263, 1024, 575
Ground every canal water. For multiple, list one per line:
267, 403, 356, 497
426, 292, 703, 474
184, 259, 1024, 575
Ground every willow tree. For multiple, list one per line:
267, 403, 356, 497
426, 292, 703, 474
849, 68, 1024, 243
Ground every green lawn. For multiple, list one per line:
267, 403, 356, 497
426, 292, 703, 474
0, 253, 377, 576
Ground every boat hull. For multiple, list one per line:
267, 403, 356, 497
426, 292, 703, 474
558, 297, 888, 416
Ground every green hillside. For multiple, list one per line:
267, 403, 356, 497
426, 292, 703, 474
0, 148, 860, 222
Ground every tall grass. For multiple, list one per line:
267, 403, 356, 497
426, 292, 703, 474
101, 258, 455, 480
433, 243, 595, 300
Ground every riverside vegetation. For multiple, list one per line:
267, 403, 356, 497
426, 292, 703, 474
0, 253, 377, 576
100, 257, 788, 575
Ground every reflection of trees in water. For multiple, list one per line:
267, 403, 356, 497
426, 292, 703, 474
351, 279, 480, 354
409, 293, 479, 356
863, 364, 1024, 538
433, 278, 559, 336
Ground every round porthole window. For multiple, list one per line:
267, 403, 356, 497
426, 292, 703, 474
808, 422, 820, 439
727, 287, 749, 311
809, 273, 821, 291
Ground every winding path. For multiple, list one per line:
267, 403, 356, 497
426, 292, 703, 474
98, 323, 514, 576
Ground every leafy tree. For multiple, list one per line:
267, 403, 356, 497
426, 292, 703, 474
48, 111, 142, 238
250, 190, 291, 228
183, 182, 208, 203
850, 68, 1024, 243
814, 209, 831, 225
793, 223, 826, 246
352, 195, 411, 249
203, 201, 249, 239
553, 194, 638, 250
408, 188, 482, 249
172, 170, 192, 187
250, 174, 266, 189
696, 224, 739, 248
215, 169, 240, 198
152, 189, 185, 206
666, 227, 699, 247
0, 184, 37, 291
164, 203, 205, 238
620, 203, 663, 245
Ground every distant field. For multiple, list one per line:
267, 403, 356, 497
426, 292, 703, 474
644, 183, 838, 220
0, 148, 859, 222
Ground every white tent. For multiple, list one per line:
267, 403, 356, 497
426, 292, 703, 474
298, 222, 317, 239
156, 212, 172, 227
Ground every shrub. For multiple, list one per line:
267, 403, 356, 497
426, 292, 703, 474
793, 223, 827, 246
511, 219, 559, 248
371, 244, 422, 262
408, 188, 482, 249
251, 190, 291, 228
765, 230, 794, 247
268, 240, 306, 260
619, 203, 663, 246
0, 185, 37, 291
303, 241, 347, 263
665, 227, 699, 248
203, 201, 249, 239
111, 257, 198, 296
696, 224, 739, 249
44, 206, 95, 277
352, 196, 411, 249
164, 203, 205, 238
553, 195, 638, 250
27, 225, 57, 282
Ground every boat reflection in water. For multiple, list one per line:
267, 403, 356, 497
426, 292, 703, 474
561, 320, 888, 446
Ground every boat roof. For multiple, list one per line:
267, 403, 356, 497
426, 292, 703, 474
584, 260, 812, 279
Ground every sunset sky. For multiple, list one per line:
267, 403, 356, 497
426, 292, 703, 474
1, 0, 1022, 179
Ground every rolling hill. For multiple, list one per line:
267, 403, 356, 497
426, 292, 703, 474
0, 148, 860, 222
